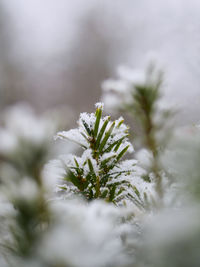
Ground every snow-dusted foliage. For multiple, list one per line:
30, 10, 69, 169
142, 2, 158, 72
0, 195, 137, 267
1, 64, 200, 267
0, 104, 56, 180
55, 103, 151, 208
102, 65, 175, 206
136, 206, 200, 267
38, 199, 137, 267
102, 66, 147, 111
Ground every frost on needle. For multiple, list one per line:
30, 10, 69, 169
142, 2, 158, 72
55, 103, 151, 208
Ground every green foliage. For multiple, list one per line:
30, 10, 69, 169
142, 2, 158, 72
133, 69, 173, 201
102, 65, 174, 204
56, 104, 147, 207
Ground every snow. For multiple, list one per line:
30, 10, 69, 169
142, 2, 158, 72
3, 104, 55, 144
39, 199, 135, 267
55, 129, 88, 148
79, 112, 96, 131
117, 65, 146, 86
95, 102, 104, 109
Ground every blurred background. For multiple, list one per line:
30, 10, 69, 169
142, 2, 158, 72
0, 0, 200, 124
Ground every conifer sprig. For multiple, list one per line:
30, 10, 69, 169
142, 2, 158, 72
56, 103, 149, 207
102, 65, 174, 205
